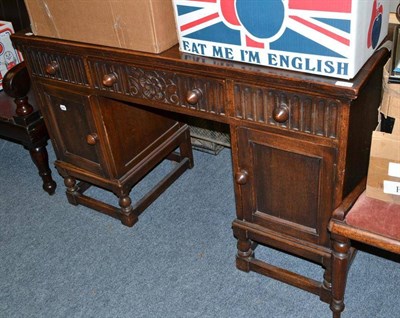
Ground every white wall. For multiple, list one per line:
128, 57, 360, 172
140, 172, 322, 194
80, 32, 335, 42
390, 0, 399, 12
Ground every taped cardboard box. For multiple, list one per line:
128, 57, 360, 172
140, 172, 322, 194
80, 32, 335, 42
24, 0, 178, 53
0, 21, 24, 90
381, 57, 400, 134
366, 130, 400, 203
366, 59, 400, 204
172, 0, 390, 79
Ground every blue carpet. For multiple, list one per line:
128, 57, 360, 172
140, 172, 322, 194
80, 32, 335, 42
0, 139, 399, 318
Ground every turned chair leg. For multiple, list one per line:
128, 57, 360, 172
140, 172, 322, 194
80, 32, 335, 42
330, 234, 351, 318
28, 145, 57, 195
4, 62, 57, 195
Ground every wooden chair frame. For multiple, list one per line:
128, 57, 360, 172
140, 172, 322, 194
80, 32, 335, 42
328, 178, 400, 317
0, 62, 56, 194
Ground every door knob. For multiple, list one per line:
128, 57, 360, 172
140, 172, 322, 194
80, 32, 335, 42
45, 61, 59, 75
235, 169, 248, 185
186, 88, 203, 105
102, 72, 118, 87
272, 102, 289, 123
86, 133, 98, 145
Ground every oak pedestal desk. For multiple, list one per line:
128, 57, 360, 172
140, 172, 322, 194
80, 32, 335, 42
12, 32, 389, 315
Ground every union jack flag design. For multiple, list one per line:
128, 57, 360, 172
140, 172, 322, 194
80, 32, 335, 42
173, 0, 388, 79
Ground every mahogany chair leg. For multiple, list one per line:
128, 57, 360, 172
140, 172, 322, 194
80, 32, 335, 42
3, 62, 57, 195
28, 145, 57, 195
330, 234, 351, 318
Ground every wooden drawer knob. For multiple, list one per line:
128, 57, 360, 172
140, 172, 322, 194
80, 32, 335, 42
45, 61, 59, 75
186, 88, 202, 105
86, 133, 98, 145
235, 170, 248, 185
102, 72, 118, 87
272, 103, 289, 123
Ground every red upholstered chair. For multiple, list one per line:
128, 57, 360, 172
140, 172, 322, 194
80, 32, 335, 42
328, 178, 400, 318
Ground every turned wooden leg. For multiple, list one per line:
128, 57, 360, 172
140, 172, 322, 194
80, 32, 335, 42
235, 228, 254, 272
318, 257, 333, 304
330, 234, 351, 318
323, 263, 332, 291
119, 195, 138, 227
28, 145, 57, 195
179, 127, 194, 168
64, 176, 79, 205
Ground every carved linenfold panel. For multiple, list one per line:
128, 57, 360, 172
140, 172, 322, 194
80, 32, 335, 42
234, 84, 339, 138
21, 46, 89, 86
89, 60, 226, 116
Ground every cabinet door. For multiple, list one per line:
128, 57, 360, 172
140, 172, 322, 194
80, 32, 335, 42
91, 97, 181, 179
39, 84, 105, 176
235, 127, 336, 246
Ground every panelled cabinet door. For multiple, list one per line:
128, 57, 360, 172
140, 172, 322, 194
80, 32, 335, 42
91, 96, 181, 179
235, 127, 336, 247
38, 84, 106, 177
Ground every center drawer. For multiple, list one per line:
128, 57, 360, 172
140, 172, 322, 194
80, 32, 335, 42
88, 59, 227, 116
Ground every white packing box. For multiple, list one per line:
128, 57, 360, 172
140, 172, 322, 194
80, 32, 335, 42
172, 0, 390, 79
366, 58, 400, 204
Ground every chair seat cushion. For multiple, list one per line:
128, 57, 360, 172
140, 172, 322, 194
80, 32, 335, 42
0, 92, 17, 122
346, 191, 400, 240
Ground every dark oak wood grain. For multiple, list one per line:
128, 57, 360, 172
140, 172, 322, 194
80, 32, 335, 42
13, 34, 194, 227
12, 31, 390, 316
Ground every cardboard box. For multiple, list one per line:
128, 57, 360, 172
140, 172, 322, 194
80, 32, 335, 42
381, 58, 400, 133
366, 59, 400, 204
366, 130, 400, 203
172, 0, 390, 79
24, 0, 178, 53
0, 21, 24, 90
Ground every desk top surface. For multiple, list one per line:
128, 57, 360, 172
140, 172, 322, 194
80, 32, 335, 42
12, 32, 391, 100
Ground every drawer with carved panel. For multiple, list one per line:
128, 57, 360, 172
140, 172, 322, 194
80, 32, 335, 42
21, 47, 89, 86
87, 59, 227, 117
233, 83, 340, 139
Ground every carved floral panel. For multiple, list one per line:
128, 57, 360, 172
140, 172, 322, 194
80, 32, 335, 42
90, 60, 226, 116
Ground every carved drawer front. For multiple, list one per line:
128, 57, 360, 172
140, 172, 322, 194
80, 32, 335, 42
22, 47, 89, 86
234, 83, 340, 138
88, 59, 226, 116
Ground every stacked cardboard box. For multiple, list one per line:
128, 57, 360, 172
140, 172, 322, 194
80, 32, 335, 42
23, 0, 178, 53
366, 59, 400, 203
